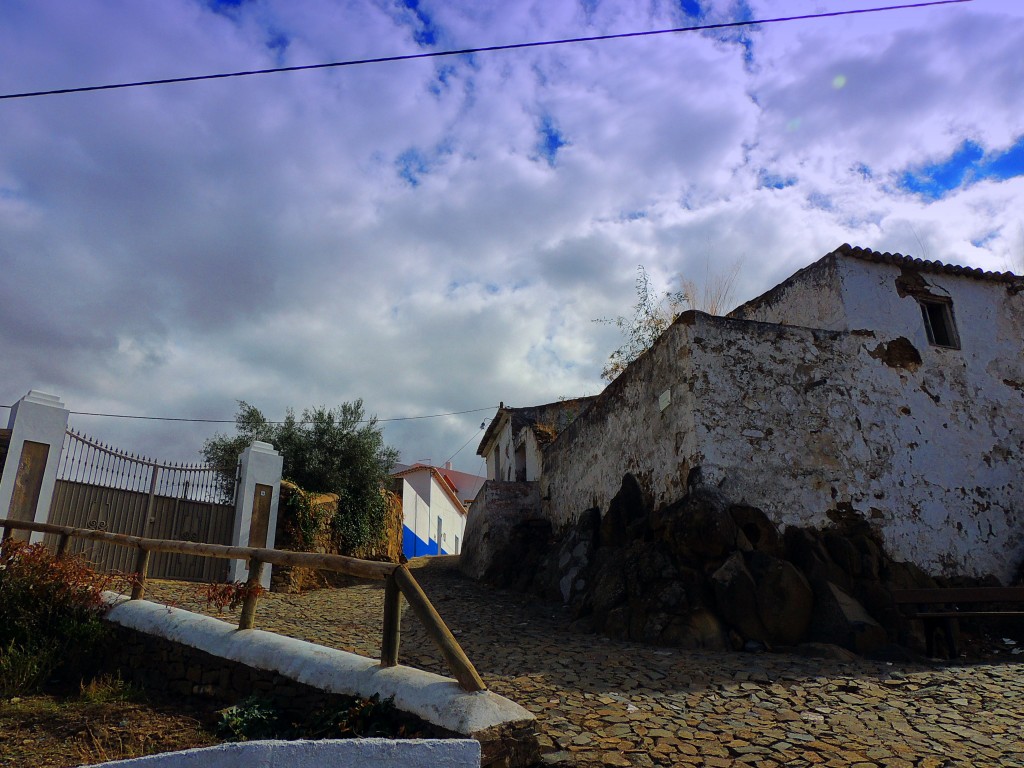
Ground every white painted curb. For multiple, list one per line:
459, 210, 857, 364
102, 593, 534, 738
90, 738, 481, 767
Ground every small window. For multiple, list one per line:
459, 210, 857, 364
919, 299, 960, 349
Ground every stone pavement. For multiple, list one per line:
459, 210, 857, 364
141, 560, 1024, 767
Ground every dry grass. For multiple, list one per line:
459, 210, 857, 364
0, 675, 220, 768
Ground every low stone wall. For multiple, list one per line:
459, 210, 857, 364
93, 739, 481, 768
101, 594, 538, 768
460, 481, 542, 582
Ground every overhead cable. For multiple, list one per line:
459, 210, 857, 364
0, 1, 971, 101
0, 404, 498, 424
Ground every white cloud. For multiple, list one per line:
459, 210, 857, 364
0, 0, 1021, 472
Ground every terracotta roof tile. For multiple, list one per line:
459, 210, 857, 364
833, 243, 1021, 283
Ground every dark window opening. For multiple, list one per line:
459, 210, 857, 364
920, 299, 960, 349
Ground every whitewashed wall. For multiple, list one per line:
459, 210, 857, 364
401, 470, 466, 556
483, 418, 544, 483
543, 289, 1024, 581
483, 416, 514, 481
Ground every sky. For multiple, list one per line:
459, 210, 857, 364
1, 0, 1022, 475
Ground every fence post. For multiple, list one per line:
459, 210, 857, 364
238, 556, 264, 630
381, 571, 402, 667
228, 442, 283, 589
392, 565, 487, 692
0, 391, 70, 544
131, 546, 151, 600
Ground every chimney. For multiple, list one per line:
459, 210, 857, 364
444, 461, 452, 470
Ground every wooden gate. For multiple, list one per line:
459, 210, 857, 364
45, 429, 235, 582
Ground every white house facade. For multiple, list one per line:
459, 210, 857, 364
392, 463, 483, 558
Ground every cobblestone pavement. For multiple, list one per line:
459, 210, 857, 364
141, 560, 1024, 767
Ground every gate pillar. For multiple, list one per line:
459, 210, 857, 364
229, 441, 283, 589
0, 391, 70, 543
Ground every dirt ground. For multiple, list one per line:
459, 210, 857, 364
0, 678, 221, 768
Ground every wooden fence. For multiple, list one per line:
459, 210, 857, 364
0, 517, 485, 693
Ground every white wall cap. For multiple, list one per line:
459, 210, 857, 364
249, 440, 280, 454
90, 738, 482, 768
21, 390, 66, 408
102, 593, 534, 737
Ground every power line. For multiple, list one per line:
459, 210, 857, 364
0, 1, 971, 101
0, 404, 497, 424
444, 421, 487, 465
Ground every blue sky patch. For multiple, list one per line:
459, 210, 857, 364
402, 0, 440, 47
678, 0, 702, 18
205, 0, 246, 16
397, 148, 430, 187
536, 116, 568, 168
898, 136, 1024, 200
852, 162, 873, 180
758, 170, 796, 190
970, 231, 999, 249
806, 191, 833, 211
266, 32, 288, 59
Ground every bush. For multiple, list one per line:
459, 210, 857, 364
216, 696, 280, 741
0, 539, 112, 696
216, 693, 424, 741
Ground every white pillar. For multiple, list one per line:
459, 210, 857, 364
0, 390, 70, 543
229, 440, 283, 589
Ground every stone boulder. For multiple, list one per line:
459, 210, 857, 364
548, 507, 600, 604
747, 552, 813, 646
712, 551, 812, 646
712, 552, 770, 642
729, 504, 782, 555
599, 473, 652, 547
663, 487, 739, 561
810, 581, 888, 655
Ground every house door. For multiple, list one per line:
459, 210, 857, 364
436, 516, 443, 555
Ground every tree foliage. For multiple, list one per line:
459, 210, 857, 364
202, 400, 399, 552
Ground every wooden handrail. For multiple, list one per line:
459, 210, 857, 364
0, 518, 398, 579
0, 517, 486, 692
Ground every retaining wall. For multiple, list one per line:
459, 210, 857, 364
101, 593, 538, 767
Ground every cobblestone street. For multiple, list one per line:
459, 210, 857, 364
144, 560, 1024, 767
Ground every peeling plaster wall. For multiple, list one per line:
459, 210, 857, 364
729, 255, 846, 330
544, 302, 1024, 582
541, 316, 701, 530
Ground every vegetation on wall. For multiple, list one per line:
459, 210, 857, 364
202, 400, 399, 553
597, 261, 740, 382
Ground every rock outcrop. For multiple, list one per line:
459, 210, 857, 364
471, 472, 951, 656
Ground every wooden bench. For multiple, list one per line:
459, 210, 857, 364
892, 586, 1024, 658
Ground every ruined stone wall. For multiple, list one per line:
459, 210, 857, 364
543, 310, 1024, 582
461, 480, 543, 581
729, 253, 846, 329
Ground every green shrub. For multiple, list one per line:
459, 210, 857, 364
216, 693, 423, 741
0, 539, 112, 695
216, 696, 280, 741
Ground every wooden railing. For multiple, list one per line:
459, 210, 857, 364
0, 518, 486, 692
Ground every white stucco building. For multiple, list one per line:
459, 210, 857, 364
477, 398, 596, 483
392, 463, 484, 558
479, 245, 1024, 583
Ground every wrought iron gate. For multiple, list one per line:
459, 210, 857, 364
45, 429, 236, 582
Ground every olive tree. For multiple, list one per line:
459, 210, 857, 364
203, 400, 399, 551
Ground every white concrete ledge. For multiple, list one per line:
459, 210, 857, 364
92, 738, 481, 767
102, 593, 534, 739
